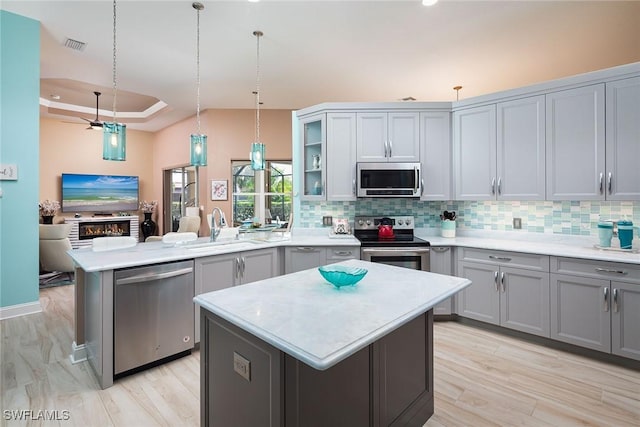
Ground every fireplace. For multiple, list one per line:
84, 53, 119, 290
78, 220, 131, 240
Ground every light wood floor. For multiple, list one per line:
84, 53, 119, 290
1, 284, 639, 426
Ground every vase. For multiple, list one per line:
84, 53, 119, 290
141, 212, 157, 240
42, 215, 54, 224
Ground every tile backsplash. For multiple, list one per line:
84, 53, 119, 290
298, 200, 640, 236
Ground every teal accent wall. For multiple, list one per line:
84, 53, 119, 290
299, 200, 640, 236
0, 11, 40, 308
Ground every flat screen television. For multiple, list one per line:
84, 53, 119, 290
61, 173, 139, 213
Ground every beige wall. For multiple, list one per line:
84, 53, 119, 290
39, 118, 155, 223
40, 109, 292, 234
153, 108, 292, 234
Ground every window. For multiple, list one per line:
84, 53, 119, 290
232, 160, 292, 226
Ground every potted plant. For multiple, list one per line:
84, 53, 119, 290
39, 200, 60, 224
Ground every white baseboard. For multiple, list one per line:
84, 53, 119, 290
70, 341, 87, 364
0, 300, 42, 320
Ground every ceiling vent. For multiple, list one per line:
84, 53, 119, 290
64, 38, 87, 52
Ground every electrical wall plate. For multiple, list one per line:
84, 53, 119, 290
513, 218, 522, 229
233, 351, 251, 382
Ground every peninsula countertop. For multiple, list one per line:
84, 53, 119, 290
193, 259, 471, 370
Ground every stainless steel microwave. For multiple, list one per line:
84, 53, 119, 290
356, 162, 421, 198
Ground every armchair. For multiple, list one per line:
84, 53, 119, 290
39, 223, 74, 284
145, 216, 201, 242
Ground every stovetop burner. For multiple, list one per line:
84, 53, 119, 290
353, 215, 430, 247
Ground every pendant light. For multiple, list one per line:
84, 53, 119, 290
190, 2, 207, 166
250, 30, 265, 171
103, 0, 126, 161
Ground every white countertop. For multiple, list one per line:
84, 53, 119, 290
193, 259, 471, 370
416, 229, 640, 265
67, 232, 360, 272
67, 227, 640, 272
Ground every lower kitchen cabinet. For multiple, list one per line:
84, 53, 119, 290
458, 249, 550, 337
550, 257, 640, 361
284, 246, 359, 274
194, 248, 279, 341
430, 246, 455, 315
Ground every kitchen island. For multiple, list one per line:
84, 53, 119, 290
194, 259, 471, 427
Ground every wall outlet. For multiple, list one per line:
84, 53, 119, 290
233, 352, 251, 382
513, 217, 522, 229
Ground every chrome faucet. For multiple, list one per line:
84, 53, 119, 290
209, 207, 227, 242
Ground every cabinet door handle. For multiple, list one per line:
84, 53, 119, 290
599, 172, 604, 194
421, 179, 425, 196
235, 257, 241, 279
607, 172, 612, 194
613, 288, 619, 313
334, 251, 352, 256
500, 272, 505, 292
491, 178, 496, 195
494, 271, 499, 292
489, 255, 512, 262
296, 247, 316, 252
388, 139, 393, 158
384, 141, 389, 158
352, 179, 356, 195
595, 267, 627, 275
241, 256, 246, 278
432, 247, 450, 253
497, 177, 502, 195
603, 287, 609, 312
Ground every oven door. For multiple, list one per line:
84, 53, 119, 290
361, 247, 430, 271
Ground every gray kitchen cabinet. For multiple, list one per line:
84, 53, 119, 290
550, 257, 640, 360
356, 112, 420, 162
545, 84, 606, 200
429, 246, 454, 315
605, 76, 640, 200
195, 248, 279, 341
496, 95, 546, 200
454, 97, 545, 201
326, 112, 357, 201
300, 113, 326, 200
284, 245, 359, 274
453, 104, 496, 200
458, 248, 550, 337
420, 111, 451, 201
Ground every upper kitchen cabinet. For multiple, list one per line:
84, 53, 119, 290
546, 84, 605, 200
605, 77, 640, 200
496, 95, 546, 200
453, 104, 496, 200
326, 113, 357, 201
453, 97, 545, 201
420, 111, 451, 200
300, 113, 326, 200
356, 112, 420, 162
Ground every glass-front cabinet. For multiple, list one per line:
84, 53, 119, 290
300, 113, 326, 200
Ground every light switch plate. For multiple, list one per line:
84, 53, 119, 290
233, 351, 251, 382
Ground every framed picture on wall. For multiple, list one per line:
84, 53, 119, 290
211, 180, 228, 201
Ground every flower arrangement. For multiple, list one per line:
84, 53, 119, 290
39, 199, 60, 216
140, 200, 158, 213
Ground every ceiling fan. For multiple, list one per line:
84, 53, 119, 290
80, 91, 103, 130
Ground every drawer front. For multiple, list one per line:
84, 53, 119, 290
551, 257, 640, 284
326, 246, 359, 262
460, 248, 549, 272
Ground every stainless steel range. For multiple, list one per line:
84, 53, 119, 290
354, 215, 430, 272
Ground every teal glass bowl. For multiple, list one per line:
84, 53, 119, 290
318, 265, 368, 288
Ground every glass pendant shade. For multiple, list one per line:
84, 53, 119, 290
251, 142, 265, 170
102, 122, 126, 161
190, 134, 208, 166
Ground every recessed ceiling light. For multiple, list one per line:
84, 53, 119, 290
248, 0, 260, 3
50, 94, 61, 100
422, 0, 438, 6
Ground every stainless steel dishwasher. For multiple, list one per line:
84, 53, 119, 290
114, 260, 195, 375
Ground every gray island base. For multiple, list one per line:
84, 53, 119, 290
195, 260, 472, 426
